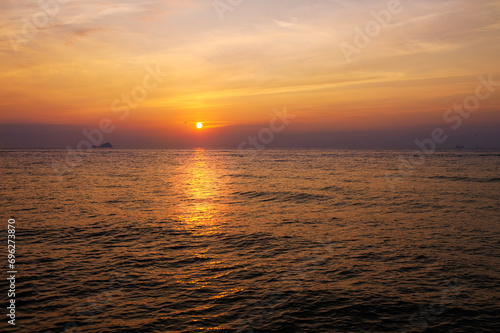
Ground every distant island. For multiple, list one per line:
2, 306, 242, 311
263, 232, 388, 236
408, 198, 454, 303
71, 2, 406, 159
92, 142, 113, 148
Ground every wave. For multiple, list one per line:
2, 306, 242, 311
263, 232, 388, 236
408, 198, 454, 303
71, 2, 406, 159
232, 190, 326, 203
428, 175, 500, 183
428, 175, 469, 181
486, 177, 500, 182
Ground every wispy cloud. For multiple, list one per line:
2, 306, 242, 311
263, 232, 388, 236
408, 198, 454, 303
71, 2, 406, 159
58, 2, 149, 26
274, 18, 297, 29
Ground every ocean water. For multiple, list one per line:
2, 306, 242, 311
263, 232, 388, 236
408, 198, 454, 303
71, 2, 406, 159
1, 149, 499, 332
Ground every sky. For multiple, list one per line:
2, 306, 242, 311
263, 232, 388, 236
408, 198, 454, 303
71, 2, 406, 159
0, 0, 499, 148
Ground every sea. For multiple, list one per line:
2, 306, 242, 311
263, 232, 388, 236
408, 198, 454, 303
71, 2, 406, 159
1, 149, 499, 332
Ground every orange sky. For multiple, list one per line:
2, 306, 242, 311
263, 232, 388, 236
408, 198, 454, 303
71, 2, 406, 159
0, 0, 499, 148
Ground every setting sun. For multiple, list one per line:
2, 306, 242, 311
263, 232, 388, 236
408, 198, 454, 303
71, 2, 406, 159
196, 122, 203, 129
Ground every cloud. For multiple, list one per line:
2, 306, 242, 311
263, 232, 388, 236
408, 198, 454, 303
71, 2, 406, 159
70, 27, 106, 37
274, 18, 297, 28
57, 2, 150, 26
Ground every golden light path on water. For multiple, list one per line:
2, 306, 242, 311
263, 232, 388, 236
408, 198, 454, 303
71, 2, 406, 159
173, 148, 225, 236
165, 149, 245, 326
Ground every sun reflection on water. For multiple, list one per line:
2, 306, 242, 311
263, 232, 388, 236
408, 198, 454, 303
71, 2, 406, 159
174, 149, 225, 234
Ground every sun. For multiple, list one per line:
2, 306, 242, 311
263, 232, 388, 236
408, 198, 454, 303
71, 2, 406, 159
196, 122, 203, 129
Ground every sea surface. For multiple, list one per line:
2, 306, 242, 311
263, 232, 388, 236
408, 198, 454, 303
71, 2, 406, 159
1, 149, 499, 332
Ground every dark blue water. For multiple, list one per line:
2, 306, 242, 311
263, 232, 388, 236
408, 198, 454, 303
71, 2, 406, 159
1, 149, 499, 332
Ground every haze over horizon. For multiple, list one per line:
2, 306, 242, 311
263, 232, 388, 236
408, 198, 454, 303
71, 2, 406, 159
1, 0, 499, 149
